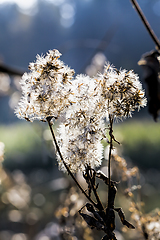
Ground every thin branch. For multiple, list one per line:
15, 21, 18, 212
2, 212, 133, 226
78, 21, 120, 74
130, 0, 160, 50
108, 115, 113, 187
0, 64, 24, 76
108, 115, 114, 207
47, 118, 97, 208
88, 168, 104, 211
92, 187, 104, 211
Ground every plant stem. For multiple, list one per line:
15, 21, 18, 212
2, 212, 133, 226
93, 187, 104, 210
108, 115, 113, 206
108, 115, 113, 187
47, 118, 97, 208
130, 0, 160, 50
88, 168, 104, 211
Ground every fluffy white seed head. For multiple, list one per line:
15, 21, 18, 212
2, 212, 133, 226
56, 75, 105, 173
15, 49, 75, 122
15, 49, 147, 174
98, 63, 147, 120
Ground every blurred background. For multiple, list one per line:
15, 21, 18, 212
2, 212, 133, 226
0, 0, 160, 239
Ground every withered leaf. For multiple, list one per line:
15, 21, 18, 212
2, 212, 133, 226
114, 207, 135, 229
79, 212, 104, 230
138, 50, 160, 121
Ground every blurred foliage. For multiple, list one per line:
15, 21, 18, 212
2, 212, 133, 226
114, 120, 160, 170
0, 122, 55, 171
0, 119, 160, 239
0, 143, 66, 240
1, 120, 160, 171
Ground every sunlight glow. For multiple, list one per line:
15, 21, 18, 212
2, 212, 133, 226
45, 0, 65, 6
0, 0, 76, 26
0, 0, 37, 14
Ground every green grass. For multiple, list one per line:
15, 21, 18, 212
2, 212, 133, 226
0, 123, 40, 152
1, 119, 160, 171
0, 122, 49, 171
114, 119, 160, 169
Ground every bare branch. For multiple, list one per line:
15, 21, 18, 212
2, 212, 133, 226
130, 0, 160, 50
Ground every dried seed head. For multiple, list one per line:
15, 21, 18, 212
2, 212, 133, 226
15, 49, 74, 122
98, 63, 147, 120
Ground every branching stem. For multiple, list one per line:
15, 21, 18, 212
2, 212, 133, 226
130, 0, 160, 50
47, 118, 97, 208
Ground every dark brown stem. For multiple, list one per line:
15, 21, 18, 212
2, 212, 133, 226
47, 118, 97, 208
130, 0, 160, 50
89, 168, 104, 211
108, 115, 114, 207
92, 186, 104, 210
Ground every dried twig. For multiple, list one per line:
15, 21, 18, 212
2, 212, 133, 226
130, 0, 160, 50
47, 117, 97, 208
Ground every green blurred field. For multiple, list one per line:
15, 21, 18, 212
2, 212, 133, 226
0, 122, 54, 171
114, 119, 160, 170
1, 119, 160, 171
0, 119, 160, 229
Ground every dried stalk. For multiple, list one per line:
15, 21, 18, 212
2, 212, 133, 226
130, 0, 160, 50
47, 117, 97, 207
